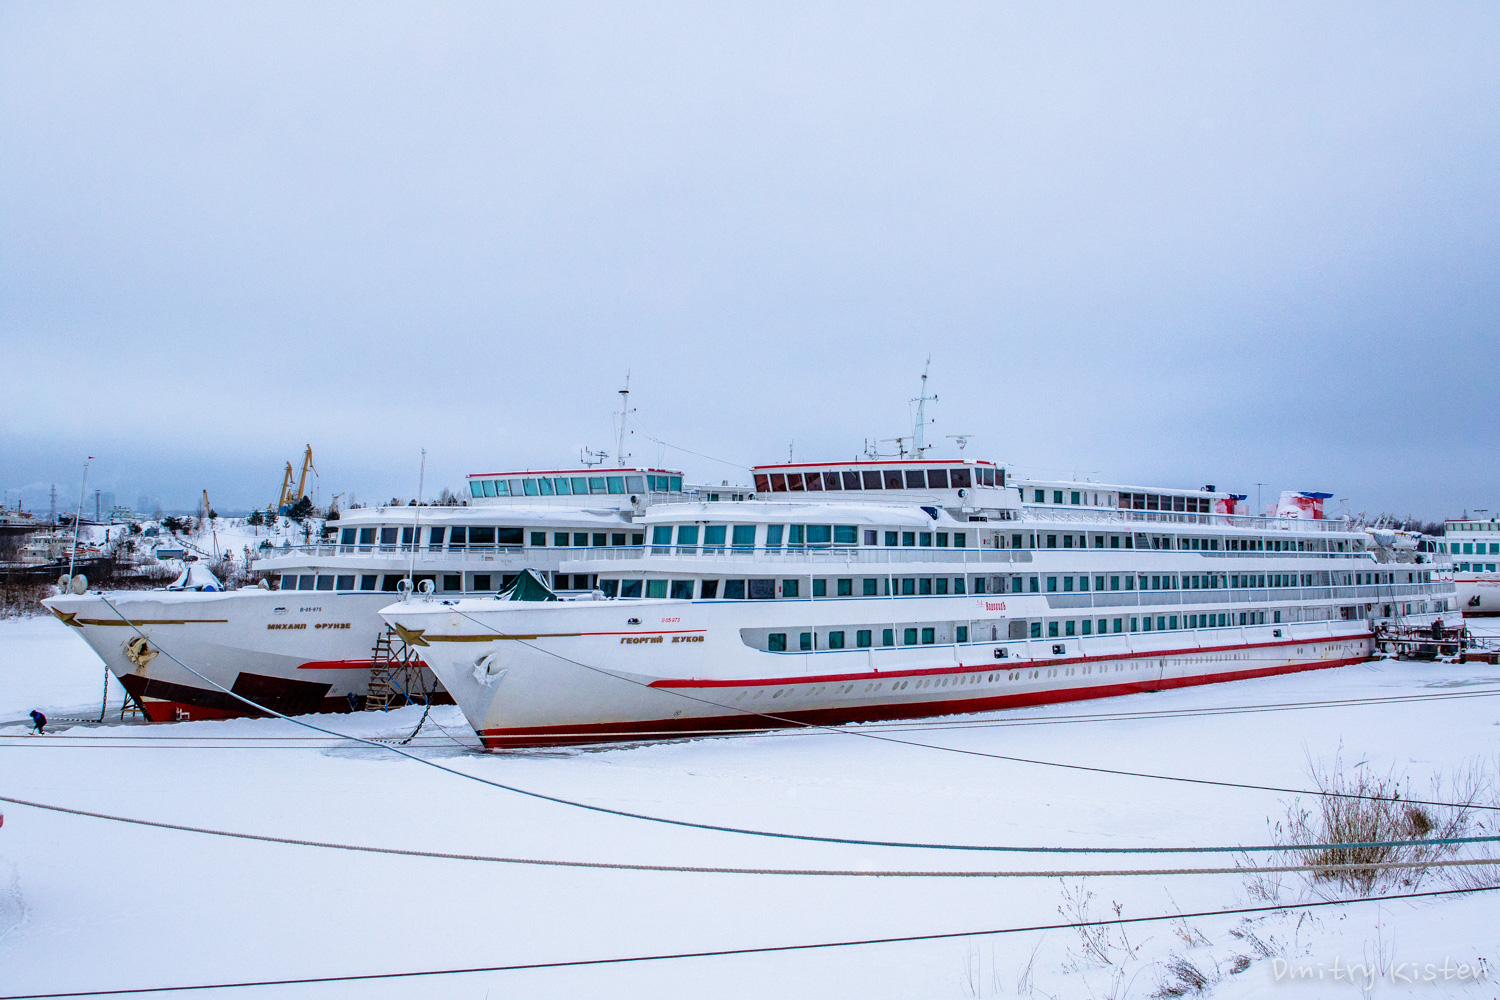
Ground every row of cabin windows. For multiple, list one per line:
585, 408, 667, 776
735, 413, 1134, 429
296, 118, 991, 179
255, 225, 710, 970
758, 609, 1313, 652
278, 572, 527, 593
648, 524, 967, 548
340, 526, 644, 549
1442, 542, 1500, 554
1457, 563, 1498, 572
599, 576, 976, 600
1116, 493, 1215, 513
754, 467, 995, 494
976, 570, 1425, 595
1029, 489, 1114, 506
468, 473, 682, 499
1000, 533, 1336, 553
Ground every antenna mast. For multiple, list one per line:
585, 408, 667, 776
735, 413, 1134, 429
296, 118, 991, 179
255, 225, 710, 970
614, 373, 633, 466
911, 356, 937, 458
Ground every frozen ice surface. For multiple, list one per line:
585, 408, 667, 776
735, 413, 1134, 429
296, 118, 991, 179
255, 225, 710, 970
2, 619, 1498, 997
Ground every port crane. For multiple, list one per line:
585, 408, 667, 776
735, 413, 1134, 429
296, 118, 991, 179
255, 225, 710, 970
276, 445, 318, 515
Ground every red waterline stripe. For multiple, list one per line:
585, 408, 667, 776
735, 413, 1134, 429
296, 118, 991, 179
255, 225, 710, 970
478, 656, 1368, 748
295, 659, 379, 671
650, 633, 1371, 689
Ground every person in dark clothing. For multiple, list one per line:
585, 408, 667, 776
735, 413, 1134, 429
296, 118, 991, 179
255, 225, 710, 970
29, 710, 46, 735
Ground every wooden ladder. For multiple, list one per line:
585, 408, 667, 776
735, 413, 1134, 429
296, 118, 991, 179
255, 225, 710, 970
365, 630, 401, 711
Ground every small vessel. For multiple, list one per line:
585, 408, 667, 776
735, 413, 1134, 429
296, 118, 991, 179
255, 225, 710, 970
384, 460, 1458, 748
1443, 515, 1499, 616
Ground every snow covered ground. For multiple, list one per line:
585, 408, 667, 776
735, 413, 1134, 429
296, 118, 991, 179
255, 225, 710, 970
1, 620, 1497, 998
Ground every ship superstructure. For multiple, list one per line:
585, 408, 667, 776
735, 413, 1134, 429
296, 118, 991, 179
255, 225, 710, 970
1442, 515, 1499, 616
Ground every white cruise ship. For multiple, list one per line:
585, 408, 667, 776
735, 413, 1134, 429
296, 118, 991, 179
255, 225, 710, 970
1442, 515, 1499, 616
381, 458, 1457, 748
42, 467, 729, 720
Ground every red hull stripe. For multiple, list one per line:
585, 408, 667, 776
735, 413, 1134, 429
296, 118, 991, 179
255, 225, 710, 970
649, 634, 1370, 689
479, 656, 1367, 748
296, 659, 381, 670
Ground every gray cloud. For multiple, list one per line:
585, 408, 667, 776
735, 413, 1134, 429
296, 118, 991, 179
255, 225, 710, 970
3, 3, 1497, 517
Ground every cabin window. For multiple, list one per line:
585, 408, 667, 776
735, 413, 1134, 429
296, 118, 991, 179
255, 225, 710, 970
704, 526, 726, 549
903, 628, 919, 645
788, 525, 805, 547
936, 532, 948, 547
919, 578, 933, 595
885, 531, 898, 546
921, 628, 936, 644
954, 577, 966, 594
749, 579, 775, 600
1034, 490, 1045, 502
620, 580, 643, 598
677, 526, 699, 546
837, 579, 853, 596
902, 532, 916, 547
1081, 620, 1091, 635
901, 578, 916, 595
863, 579, 878, 596
340, 528, 356, 546
782, 579, 800, 598
473, 574, 492, 591
652, 526, 672, 548
646, 580, 667, 599
1030, 622, 1042, 638
765, 525, 784, 548
360, 575, 378, 591
956, 626, 968, 642
553, 532, 569, 546
379, 527, 398, 548
828, 630, 845, 649
768, 633, 787, 652
857, 629, 872, 648
1048, 621, 1059, 637
807, 525, 832, 545
812, 579, 827, 597
800, 632, 813, 650
335, 575, 355, 590
882, 628, 895, 646
531, 532, 546, 547
700, 580, 719, 598
670, 581, 693, 600
1047, 577, 1057, 593
724, 580, 746, 599
834, 525, 857, 545
731, 525, 755, 547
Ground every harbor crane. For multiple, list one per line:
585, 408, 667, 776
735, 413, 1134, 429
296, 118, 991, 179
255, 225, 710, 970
276, 445, 318, 515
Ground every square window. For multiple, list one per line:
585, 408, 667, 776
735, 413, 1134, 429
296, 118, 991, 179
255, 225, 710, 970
863, 529, 877, 545
857, 629, 872, 648
335, 575, 355, 590
956, 625, 968, 642
531, 532, 546, 547
902, 578, 916, 595
669, 580, 693, 600
885, 470, 906, 490
620, 580, 643, 598
442, 574, 461, 591
1113, 618, 1122, 633
885, 531, 898, 546
553, 532, 569, 546
863, 579, 878, 596
1034, 489, 1045, 502
700, 580, 719, 599
954, 577, 966, 594
1030, 622, 1042, 638
936, 578, 948, 595
828, 631, 845, 649
1029, 577, 1039, 592
1047, 577, 1058, 592
1065, 621, 1075, 636
902, 532, 916, 546
837, 579, 853, 596
845, 472, 863, 490
749, 579, 775, 599
765, 525, 784, 547
359, 574, 378, 591
919, 532, 932, 547
1081, 620, 1092, 635
919, 578, 933, 595
1053, 490, 1063, 504
732, 525, 756, 547
1048, 621, 1059, 637
1063, 577, 1073, 592
768, 633, 787, 652
812, 579, 827, 597
315, 575, 334, 591
724, 580, 746, 599
905, 470, 925, 488
782, 579, 800, 598
904, 628, 919, 645
646, 580, 667, 599
882, 628, 895, 647
863, 470, 884, 490
927, 469, 949, 488
704, 526, 726, 548
800, 632, 813, 650
921, 627, 935, 644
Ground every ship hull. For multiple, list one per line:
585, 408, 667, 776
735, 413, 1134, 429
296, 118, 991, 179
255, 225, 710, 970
383, 596, 1383, 749
42, 589, 446, 721
1457, 575, 1500, 617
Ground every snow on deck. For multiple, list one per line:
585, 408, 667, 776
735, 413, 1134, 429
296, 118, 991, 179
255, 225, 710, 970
0, 619, 1496, 997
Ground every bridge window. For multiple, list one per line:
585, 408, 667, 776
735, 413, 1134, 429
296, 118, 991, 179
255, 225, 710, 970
843, 471, 863, 490
927, 469, 949, 488
951, 468, 972, 488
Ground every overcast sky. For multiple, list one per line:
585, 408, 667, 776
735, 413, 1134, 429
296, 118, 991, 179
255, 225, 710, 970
2, 3, 1497, 518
